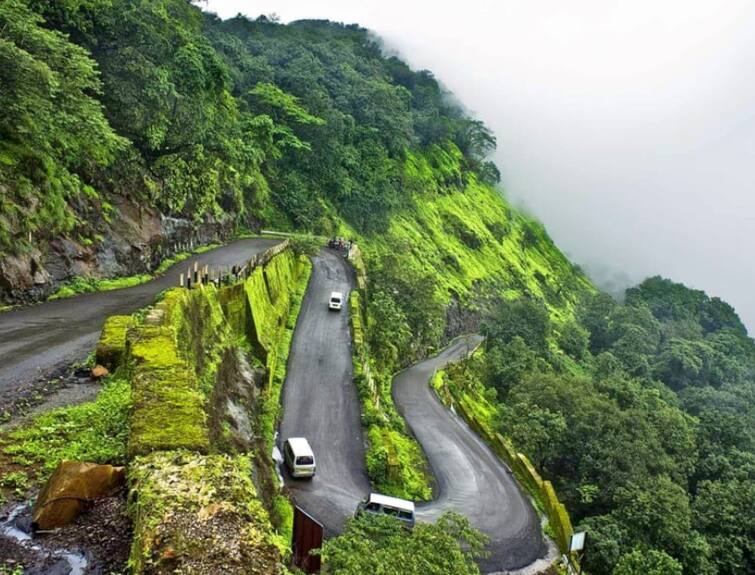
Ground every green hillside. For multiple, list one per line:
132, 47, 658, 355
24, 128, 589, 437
1, 2, 752, 575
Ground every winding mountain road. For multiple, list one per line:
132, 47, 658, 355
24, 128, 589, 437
279, 249, 370, 533
1, 240, 546, 572
395, 339, 546, 572
0, 238, 280, 395
280, 249, 545, 573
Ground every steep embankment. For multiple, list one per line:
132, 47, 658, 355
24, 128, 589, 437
99, 245, 310, 572
331, 155, 594, 505
352, 171, 592, 327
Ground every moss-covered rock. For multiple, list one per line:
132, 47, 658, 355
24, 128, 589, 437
128, 451, 283, 574
160, 285, 229, 394
96, 315, 136, 370
118, 245, 309, 568
127, 325, 209, 456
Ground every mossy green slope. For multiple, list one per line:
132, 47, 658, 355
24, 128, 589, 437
361, 172, 592, 324
119, 247, 310, 572
128, 452, 284, 574
338, 144, 594, 502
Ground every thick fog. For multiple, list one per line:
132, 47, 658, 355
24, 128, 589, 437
205, 0, 755, 333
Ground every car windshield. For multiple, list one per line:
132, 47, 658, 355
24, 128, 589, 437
295, 456, 314, 465
331, 297, 340, 302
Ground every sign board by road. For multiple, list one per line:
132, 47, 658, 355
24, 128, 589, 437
570, 531, 587, 552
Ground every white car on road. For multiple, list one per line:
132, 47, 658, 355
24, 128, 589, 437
328, 291, 344, 311
356, 493, 415, 528
283, 437, 316, 478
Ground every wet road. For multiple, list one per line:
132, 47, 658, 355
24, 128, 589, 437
0, 238, 280, 393
280, 250, 545, 572
278, 249, 370, 534
394, 337, 546, 572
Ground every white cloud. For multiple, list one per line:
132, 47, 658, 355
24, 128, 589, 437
205, 0, 755, 331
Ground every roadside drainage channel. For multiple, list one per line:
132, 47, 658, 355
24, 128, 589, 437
1, 503, 88, 575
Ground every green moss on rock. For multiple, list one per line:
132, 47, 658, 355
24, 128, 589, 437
244, 251, 297, 357
161, 286, 230, 394
129, 451, 283, 574
127, 325, 209, 457
96, 315, 136, 370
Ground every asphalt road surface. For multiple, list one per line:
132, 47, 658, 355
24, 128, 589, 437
280, 250, 545, 572
0, 238, 280, 393
279, 249, 370, 534
394, 336, 546, 572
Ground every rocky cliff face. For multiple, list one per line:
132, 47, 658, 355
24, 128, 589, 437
0, 200, 236, 304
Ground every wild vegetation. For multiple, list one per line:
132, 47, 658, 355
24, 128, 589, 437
444, 277, 755, 574
0, 375, 130, 504
1, 2, 752, 574
321, 512, 488, 575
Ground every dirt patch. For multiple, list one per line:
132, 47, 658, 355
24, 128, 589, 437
1, 490, 131, 574
0, 365, 100, 431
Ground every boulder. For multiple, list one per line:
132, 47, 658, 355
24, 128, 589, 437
32, 461, 126, 530
0, 249, 50, 295
95, 315, 136, 370
91, 364, 109, 379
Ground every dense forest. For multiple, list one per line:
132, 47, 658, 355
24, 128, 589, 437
445, 276, 755, 574
1, 0, 498, 255
1, 1, 753, 574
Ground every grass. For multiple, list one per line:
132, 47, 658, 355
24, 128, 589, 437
0, 470, 29, 497
0, 376, 131, 496
49, 273, 151, 300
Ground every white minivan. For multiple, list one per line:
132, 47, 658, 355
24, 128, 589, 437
328, 291, 344, 311
356, 493, 415, 528
283, 437, 316, 478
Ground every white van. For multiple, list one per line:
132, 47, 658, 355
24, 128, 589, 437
328, 291, 344, 311
356, 493, 415, 528
283, 437, 316, 478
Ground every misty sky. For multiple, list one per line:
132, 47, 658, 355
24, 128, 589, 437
205, 0, 755, 332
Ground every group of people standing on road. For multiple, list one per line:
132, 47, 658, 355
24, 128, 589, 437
328, 237, 353, 252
